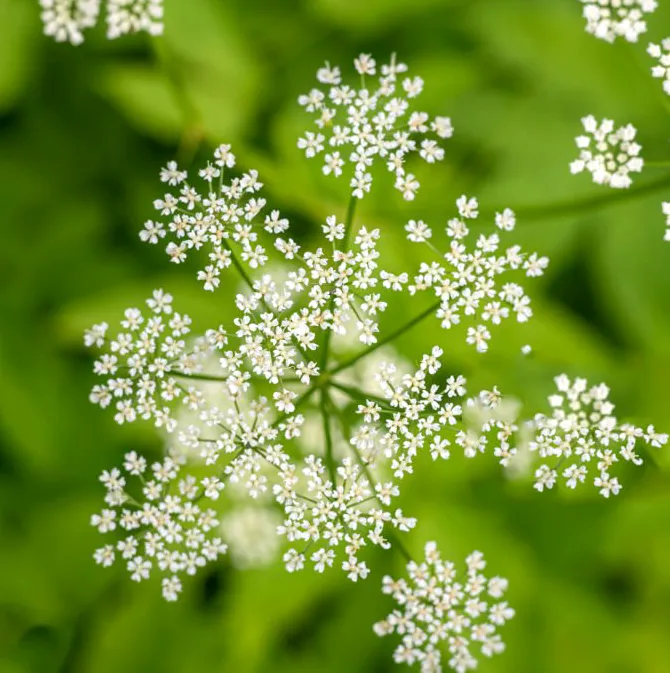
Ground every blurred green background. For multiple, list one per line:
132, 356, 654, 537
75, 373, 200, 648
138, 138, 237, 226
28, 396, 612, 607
2, 0, 670, 671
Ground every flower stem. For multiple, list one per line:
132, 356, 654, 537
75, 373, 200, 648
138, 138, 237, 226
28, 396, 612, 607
329, 299, 441, 376
320, 389, 337, 484
494, 171, 670, 223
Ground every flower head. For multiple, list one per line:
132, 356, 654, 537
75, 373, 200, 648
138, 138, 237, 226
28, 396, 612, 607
298, 54, 453, 200
648, 39, 670, 96
405, 196, 548, 352
570, 115, 643, 188
40, 0, 164, 44
92, 452, 228, 600
580, 0, 657, 43
529, 375, 668, 496
374, 543, 514, 673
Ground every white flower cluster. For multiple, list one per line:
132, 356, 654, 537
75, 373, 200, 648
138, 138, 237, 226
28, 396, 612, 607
84, 289, 205, 431
374, 543, 514, 673
298, 54, 453, 200
662, 202, 670, 241
405, 196, 548, 352
530, 375, 668, 496
648, 39, 670, 96
220, 505, 282, 569
570, 115, 643, 189
92, 452, 228, 601
40, 0, 163, 45
579, 0, 657, 43
141, 146, 279, 291
278, 456, 416, 581
352, 348, 520, 477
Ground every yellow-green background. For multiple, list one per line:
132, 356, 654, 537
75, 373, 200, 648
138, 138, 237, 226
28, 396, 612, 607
1, 0, 670, 671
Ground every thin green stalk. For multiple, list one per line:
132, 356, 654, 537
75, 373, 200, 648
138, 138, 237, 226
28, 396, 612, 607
172, 371, 228, 383
329, 380, 394, 410
320, 389, 337, 484
491, 171, 670, 223
329, 299, 441, 376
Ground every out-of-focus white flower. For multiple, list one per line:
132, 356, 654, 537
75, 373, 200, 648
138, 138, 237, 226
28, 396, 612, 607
570, 115, 643, 188
580, 0, 658, 43
648, 39, 670, 95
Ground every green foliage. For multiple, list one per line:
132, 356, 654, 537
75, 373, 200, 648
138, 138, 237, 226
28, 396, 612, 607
1, 0, 670, 672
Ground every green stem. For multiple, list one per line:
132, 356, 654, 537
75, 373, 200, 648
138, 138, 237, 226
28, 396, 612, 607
172, 371, 227, 383
493, 172, 670, 223
330, 381, 394, 410
222, 239, 258, 297
329, 299, 441, 376
320, 389, 337, 484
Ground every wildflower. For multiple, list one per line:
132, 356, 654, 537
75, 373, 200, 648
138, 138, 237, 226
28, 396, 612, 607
142, 145, 279, 291
40, 0, 164, 44
40, 0, 100, 45
663, 202, 670, 241
84, 290, 201, 432
106, 0, 164, 38
374, 543, 514, 673
648, 39, 670, 95
220, 506, 282, 569
277, 456, 416, 580
92, 452, 228, 600
579, 0, 657, 43
351, 349, 520, 474
570, 115, 643, 188
529, 375, 668, 495
298, 54, 453, 200
406, 196, 548, 351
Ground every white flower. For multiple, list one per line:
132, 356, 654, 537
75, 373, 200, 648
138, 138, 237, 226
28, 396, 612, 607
220, 507, 282, 569
39, 0, 100, 45
648, 39, 670, 95
143, 146, 279, 291
570, 115, 643, 188
40, 0, 164, 44
529, 375, 668, 496
580, 0, 658, 43
298, 54, 453, 200
662, 202, 670, 242
374, 543, 514, 673
106, 0, 164, 39
406, 196, 548, 350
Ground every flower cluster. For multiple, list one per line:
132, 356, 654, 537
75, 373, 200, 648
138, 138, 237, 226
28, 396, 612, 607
92, 452, 228, 601
570, 115, 643, 189
298, 54, 453, 200
374, 543, 514, 673
84, 289, 205, 431
530, 375, 668, 496
663, 202, 670, 241
78, 41, 669, 672
40, 0, 163, 45
579, 0, 657, 43
278, 456, 416, 581
141, 145, 278, 291
351, 348, 520, 477
648, 39, 670, 96
405, 196, 548, 352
